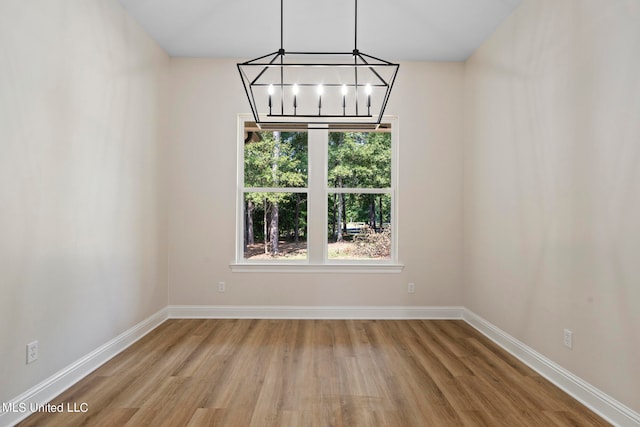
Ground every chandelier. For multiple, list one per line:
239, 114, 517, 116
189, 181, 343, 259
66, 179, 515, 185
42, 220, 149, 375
237, 0, 399, 129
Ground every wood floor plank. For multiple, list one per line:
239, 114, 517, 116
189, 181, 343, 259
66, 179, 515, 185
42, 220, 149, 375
17, 319, 611, 427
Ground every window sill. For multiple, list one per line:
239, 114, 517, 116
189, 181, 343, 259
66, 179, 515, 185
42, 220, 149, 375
229, 262, 404, 274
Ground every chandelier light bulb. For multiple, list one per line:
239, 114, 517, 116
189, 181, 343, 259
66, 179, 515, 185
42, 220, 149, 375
317, 85, 323, 113
292, 84, 298, 114
341, 84, 348, 115
365, 84, 372, 115
268, 84, 275, 95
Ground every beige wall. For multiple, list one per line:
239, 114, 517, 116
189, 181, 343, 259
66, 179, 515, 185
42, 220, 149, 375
463, 0, 640, 411
0, 0, 169, 403
168, 59, 464, 306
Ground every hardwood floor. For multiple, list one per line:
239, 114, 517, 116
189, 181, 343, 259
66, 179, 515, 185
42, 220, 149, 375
19, 319, 610, 426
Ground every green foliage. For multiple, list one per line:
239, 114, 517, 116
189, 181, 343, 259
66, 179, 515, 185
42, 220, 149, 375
244, 131, 309, 244
243, 129, 392, 248
245, 131, 307, 188
327, 131, 392, 241
328, 131, 391, 188
246, 193, 307, 242
327, 193, 391, 231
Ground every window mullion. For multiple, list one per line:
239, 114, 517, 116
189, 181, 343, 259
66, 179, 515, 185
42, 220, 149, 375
307, 129, 327, 264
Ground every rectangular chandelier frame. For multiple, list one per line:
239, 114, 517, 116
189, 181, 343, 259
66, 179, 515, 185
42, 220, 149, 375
238, 50, 399, 129
237, 49, 399, 128
238, 0, 399, 130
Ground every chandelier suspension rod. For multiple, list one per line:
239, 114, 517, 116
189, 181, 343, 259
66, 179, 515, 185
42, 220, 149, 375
280, 0, 284, 114
355, 0, 358, 51
279, 0, 359, 53
354, 0, 359, 115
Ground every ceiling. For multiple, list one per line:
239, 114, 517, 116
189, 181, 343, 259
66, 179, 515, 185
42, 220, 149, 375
118, 0, 522, 61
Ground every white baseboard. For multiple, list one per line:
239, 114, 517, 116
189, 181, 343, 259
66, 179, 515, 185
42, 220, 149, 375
3, 306, 638, 427
463, 309, 640, 427
168, 305, 465, 320
0, 307, 168, 427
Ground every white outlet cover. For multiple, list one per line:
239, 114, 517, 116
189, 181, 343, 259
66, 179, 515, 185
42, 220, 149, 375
563, 329, 573, 349
26, 341, 38, 364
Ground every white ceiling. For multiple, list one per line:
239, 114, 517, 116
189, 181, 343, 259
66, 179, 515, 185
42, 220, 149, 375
118, 0, 522, 61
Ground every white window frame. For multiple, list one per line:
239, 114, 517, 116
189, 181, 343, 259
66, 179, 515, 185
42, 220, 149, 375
231, 114, 403, 273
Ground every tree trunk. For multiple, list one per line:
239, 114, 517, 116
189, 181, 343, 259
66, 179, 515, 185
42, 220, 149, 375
335, 132, 345, 242
270, 200, 279, 255
369, 197, 376, 230
341, 193, 347, 236
336, 177, 343, 242
378, 195, 383, 230
243, 201, 248, 252
264, 200, 269, 254
270, 131, 281, 255
246, 200, 254, 245
294, 193, 300, 242
331, 194, 337, 240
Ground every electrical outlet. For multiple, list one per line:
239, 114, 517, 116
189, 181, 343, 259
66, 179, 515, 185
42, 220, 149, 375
218, 281, 226, 293
408, 283, 415, 294
26, 341, 38, 364
563, 329, 573, 349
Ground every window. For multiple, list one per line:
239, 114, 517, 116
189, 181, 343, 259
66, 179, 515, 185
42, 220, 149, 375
327, 130, 393, 261
241, 127, 309, 261
234, 115, 401, 272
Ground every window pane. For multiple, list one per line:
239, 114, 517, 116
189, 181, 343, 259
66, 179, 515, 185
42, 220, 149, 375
328, 131, 391, 188
327, 193, 391, 260
243, 192, 307, 260
244, 126, 308, 188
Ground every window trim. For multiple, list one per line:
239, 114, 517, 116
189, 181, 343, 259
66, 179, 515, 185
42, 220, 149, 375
232, 114, 403, 273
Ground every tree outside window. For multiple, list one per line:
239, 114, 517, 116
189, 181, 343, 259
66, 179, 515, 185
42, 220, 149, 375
238, 118, 397, 265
